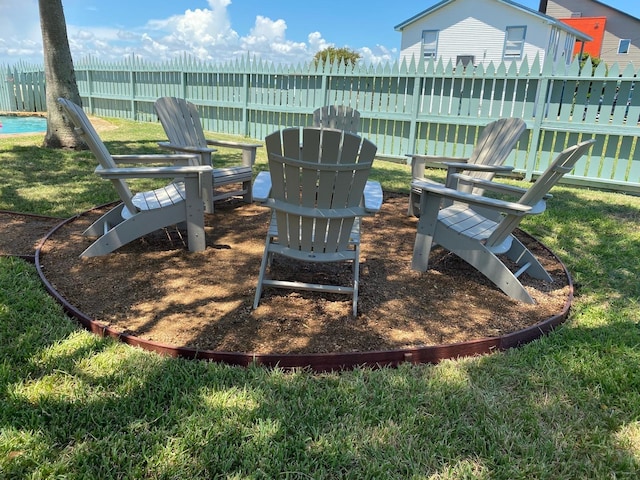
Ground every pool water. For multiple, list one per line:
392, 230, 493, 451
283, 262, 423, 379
0, 115, 47, 135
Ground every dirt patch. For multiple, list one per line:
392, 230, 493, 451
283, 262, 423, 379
0, 212, 63, 257
7, 192, 571, 355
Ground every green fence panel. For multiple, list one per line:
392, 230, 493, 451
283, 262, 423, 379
5, 54, 640, 193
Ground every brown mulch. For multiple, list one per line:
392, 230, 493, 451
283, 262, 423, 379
1, 193, 571, 355
0, 212, 64, 257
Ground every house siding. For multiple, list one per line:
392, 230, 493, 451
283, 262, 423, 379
544, 0, 640, 67
398, 0, 575, 68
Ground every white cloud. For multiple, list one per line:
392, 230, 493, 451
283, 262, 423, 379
0, 0, 394, 66
357, 45, 397, 65
308, 32, 331, 53
249, 16, 287, 43
239, 16, 311, 62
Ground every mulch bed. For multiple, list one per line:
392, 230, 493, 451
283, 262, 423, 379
1, 192, 572, 358
0, 211, 64, 260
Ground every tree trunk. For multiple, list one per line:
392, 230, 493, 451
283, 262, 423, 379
39, 0, 85, 149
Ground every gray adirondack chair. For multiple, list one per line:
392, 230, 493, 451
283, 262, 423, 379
154, 97, 262, 213
411, 139, 596, 304
312, 105, 360, 133
253, 127, 382, 316
408, 117, 527, 216
57, 98, 212, 257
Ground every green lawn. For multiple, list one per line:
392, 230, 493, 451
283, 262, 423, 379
1, 119, 639, 479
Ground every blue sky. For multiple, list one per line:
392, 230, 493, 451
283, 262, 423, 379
0, 0, 638, 66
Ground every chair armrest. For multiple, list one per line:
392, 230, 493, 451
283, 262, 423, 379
453, 173, 553, 200
253, 173, 383, 214
444, 164, 515, 189
95, 164, 212, 180
443, 162, 515, 173
157, 142, 216, 155
205, 139, 262, 149
412, 179, 532, 215
252, 171, 272, 202
407, 154, 469, 179
111, 153, 201, 165
407, 154, 468, 164
363, 181, 383, 213
205, 139, 262, 167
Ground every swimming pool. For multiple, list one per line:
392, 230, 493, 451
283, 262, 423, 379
0, 115, 47, 135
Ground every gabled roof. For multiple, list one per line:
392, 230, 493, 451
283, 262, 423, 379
394, 0, 592, 41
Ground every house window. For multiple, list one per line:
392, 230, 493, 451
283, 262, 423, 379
422, 30, 439, 59
456, 55, 474, 67
619, 39, 631, 54
504, 26, 526, 59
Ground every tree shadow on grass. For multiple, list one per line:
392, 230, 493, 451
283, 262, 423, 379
2, 150, 640, 476
2, 263, 639, 478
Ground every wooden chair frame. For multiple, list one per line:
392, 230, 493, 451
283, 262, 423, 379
154, 97, 262, 213
253, 127, 382, 316
411, 139, 596, 303
408, 117, 527, 216
58, 98, 212, 257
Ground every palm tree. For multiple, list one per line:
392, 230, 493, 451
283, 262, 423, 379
38, 0, 84, 148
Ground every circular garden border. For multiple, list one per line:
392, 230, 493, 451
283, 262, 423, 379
34, 210, 573, 372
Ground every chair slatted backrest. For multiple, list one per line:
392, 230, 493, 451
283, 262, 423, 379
312, 106, 360, 134
57, 98, 138, 214
470, 118, 526, 164
485, 139, 596, 248
154, 97, 207, 151
265, 127, 376, 254
463, 117, 527, 184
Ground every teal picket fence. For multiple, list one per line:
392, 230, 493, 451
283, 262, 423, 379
2, 55, 639, 193
1, 62, 46, 113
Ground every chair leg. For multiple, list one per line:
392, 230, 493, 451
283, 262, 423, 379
411, 192, 441, 271
253, 233, 273, 309
352, 244, 360, 316
81, 206, 186, 257
505, 236, 553, 282
182, 175, 207, 253
454, 247, 536, 304
407, 190, 421, 217
82, 204, 126, 237
202, 176, 215, 214
242, 179, 252, 204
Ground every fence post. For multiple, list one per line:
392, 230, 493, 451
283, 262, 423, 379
320, 61, 329, 108
181, 62, 187, 102
242, 70, 249, 137
525, 56, 550, 180
87, 66, 94, 113
129, 57, 136, 120
406, 58, 423, 157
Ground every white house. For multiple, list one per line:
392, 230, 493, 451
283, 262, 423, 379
395, 0, 591, 68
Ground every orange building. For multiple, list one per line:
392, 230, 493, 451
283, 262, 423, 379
560, 16, 606, 57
